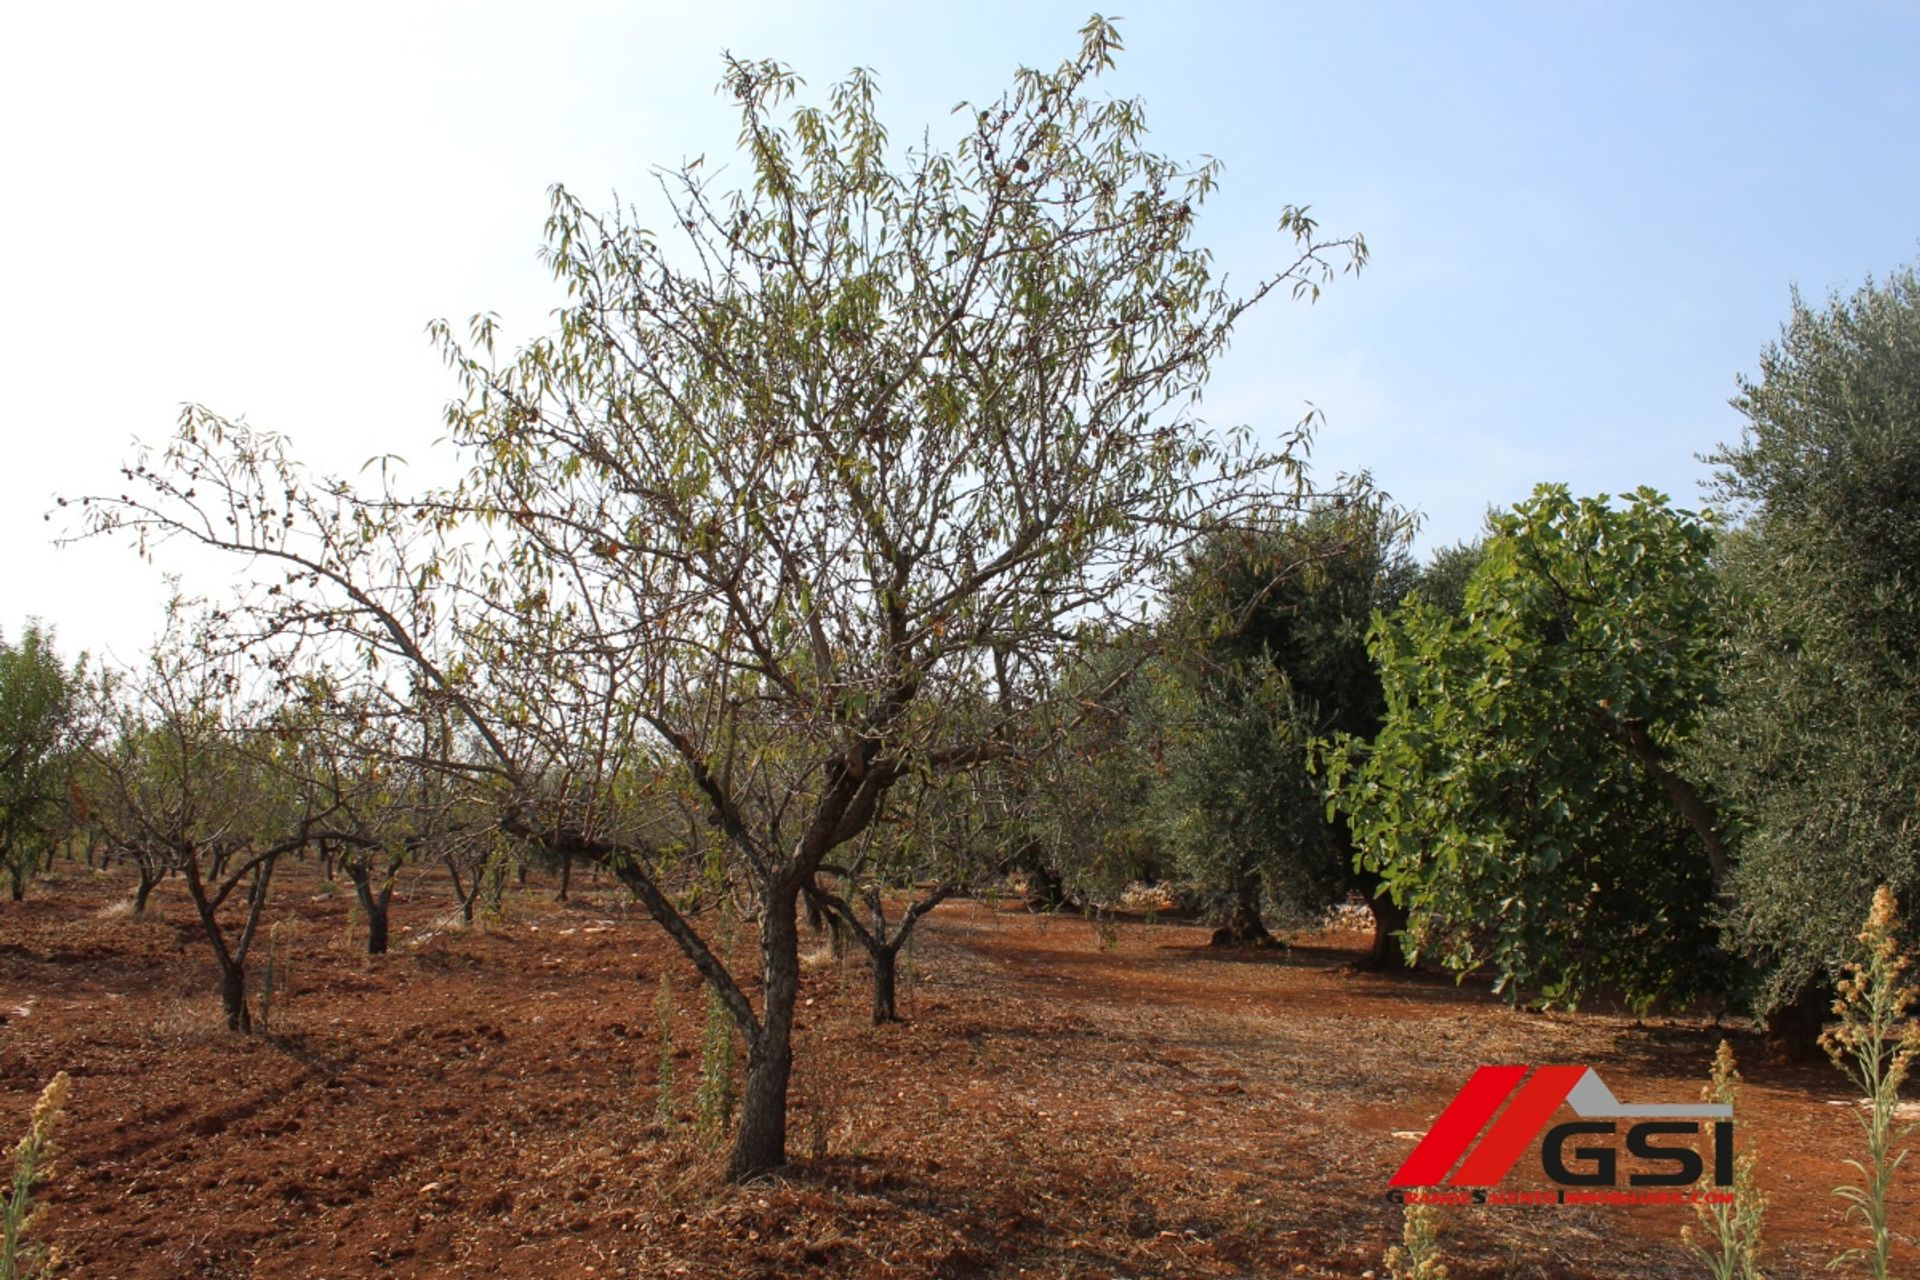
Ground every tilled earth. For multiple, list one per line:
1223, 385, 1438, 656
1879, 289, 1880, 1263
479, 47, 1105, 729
0, 861, 1912, 1279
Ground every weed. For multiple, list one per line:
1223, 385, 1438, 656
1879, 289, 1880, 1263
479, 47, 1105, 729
258, 922, 289, 1034
1384, 1201, 1449, 1280
1820, 885, 1919, 1280
694, 983, 737, 1148
654, 973, 676, 1132
2, 1072, 71, 1280
1681, 1040, 1766, 1279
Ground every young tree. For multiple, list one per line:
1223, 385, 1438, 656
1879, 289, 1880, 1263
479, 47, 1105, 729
73, 19, 1362, 1176
1326, 486, 1729, 1008
1695, 265, 1920, 1037
292, 691, 477, 954
83, 619, 315, 1030
803, 770, 976, 1024
0, 622, 81, 902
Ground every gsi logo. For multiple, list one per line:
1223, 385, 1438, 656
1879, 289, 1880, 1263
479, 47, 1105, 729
1392, 1065, 1733, 1189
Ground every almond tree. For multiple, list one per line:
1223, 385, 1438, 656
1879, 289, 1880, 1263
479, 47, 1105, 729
83, 615, 318, 1030
71, 18, 1360, 1176
0, 622, 81, 903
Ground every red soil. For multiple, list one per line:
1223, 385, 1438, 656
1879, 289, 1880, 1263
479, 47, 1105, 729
0, 861, 1912, 1279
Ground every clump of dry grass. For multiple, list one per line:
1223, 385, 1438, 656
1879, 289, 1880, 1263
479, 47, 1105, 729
3, 1071, 72, 1280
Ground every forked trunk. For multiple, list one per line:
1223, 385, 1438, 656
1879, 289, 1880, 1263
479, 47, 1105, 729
346, 863, 394, 956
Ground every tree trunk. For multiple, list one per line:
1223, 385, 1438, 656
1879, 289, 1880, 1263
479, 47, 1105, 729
871, 944, 900, 1024
1364, 892, 1409, 968
346, 864, 393, 956
220, 961, 251, 1033
447, 855, 479, 925
1763, 982, 1829, 1063
728, 881, 800, 1181
133, 870, 159, 917
557, 850, 571, 902
1026, 862, 1070, 912
1592, 707, 1733, 888
8, 865, 23, 901
1210, 878, 1273, 947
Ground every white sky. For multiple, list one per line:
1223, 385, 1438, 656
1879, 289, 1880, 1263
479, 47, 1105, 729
4, 1, 1917, 663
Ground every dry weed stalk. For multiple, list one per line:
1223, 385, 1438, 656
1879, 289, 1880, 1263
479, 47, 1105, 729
1384, 1201, 1449, 1280
654, 973, 677, 1132
1681, 1039, 1766, 1279
1820, 885, 1919, 1280
2, 1072, 71, 1280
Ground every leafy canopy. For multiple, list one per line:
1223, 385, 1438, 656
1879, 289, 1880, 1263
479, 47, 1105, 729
1326, 485, 1726, 1007
1696, 264, 1920, 1009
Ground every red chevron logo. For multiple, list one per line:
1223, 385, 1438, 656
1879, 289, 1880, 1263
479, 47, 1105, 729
1390, 1064, 1731, 1188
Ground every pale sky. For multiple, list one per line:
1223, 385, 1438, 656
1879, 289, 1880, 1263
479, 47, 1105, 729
3, 1, 1917, 663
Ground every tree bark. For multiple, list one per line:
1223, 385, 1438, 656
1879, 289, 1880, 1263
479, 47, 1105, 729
729, 878, 800, 1181
219, 960, 251, 1033
1591, 706, 1733, 888
132, 869, 160, 917
1763, 982, 1829, 1063
447, 854, 480, 925
1026, 862, 1070, 912
807, 882, 948, 1025
1366, 894, 1410, 967
1210, 877, 1273, 947
345, 862, 394, 955
871, 944, 899, 1024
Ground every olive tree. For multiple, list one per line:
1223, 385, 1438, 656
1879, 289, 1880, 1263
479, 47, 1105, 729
73, 19, 1361, 1177
1151, 501, 1416, 949
1695, 265, 1920, 1033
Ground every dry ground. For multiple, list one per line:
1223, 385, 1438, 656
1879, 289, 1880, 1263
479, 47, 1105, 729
0, 859, 1913, 1279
